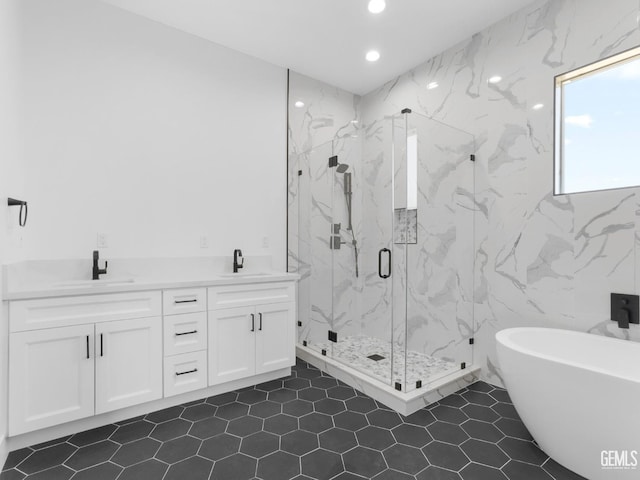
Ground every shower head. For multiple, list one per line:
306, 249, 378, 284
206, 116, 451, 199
336, 163, 349, 174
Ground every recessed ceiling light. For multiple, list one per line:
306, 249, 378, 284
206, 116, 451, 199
351, 120, 359, 124
294, 101, 304, 108
366, 50, 380, 62
426, 81, 439, 90
488, 75, 502, 84
368, 0, 386, 14
532, 103, 544, 110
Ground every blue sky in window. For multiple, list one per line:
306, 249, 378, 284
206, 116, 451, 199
563, 55, 640, 193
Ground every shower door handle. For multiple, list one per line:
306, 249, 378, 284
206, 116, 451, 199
378, 248, 391, 279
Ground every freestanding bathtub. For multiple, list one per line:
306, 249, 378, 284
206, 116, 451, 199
496, 327, 640, 480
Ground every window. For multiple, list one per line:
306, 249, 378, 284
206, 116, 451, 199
555, 46, 640, 195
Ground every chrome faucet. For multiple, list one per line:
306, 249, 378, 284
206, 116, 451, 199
233, 249, 244, 273
92, 250, 108, 280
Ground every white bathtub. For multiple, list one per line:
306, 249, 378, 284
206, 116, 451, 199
496, 327, 640, 480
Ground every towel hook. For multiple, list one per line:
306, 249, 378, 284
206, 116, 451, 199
7, 198, 28, 227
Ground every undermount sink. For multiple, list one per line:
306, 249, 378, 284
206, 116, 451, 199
54, 278, 135, 288
218, 272, 271, 278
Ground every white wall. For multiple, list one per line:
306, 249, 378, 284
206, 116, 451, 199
0, 0, 25, 464
20, 0, 287, 266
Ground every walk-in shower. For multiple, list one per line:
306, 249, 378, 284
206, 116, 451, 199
290, 109, 476, 399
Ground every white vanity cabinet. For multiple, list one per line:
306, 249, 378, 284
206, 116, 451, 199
208, 283, 295, 385
8, 291, 162, 436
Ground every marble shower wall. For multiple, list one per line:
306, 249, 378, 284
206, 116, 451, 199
289, 0, 640, 387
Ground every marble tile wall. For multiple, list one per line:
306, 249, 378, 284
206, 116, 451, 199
289, 0, 640, 387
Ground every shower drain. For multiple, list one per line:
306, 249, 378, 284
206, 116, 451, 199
367, 354, 385, 362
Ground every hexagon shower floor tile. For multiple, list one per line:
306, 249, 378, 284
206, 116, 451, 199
0, 359, 585, 480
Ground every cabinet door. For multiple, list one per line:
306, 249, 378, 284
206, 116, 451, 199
209, 306, 256, 385
9, 324, 95, 435
95, 317, 162, 414
255, 302, 295, 375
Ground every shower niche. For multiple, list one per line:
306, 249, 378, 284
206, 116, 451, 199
290, 109, 476, 402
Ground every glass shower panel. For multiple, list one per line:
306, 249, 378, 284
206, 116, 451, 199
297, 140, 335, 356
403, 112, 475, 391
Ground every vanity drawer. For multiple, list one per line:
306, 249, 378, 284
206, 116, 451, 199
164, 351, 208, 397
10, 291, 162, 333
163, 288, 207, 315
208, 282, 294, 310
163, 312, 207, 356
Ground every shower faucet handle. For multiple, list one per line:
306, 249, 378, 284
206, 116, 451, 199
332, 223, 341, 234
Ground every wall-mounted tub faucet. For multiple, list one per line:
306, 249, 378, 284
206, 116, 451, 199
233, 249, 244, 273
92, 250, 108, 280
611, 293, 639, 329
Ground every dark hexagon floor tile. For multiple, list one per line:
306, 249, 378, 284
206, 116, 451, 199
356, 425, 395, 450
461, 404, 499, 423
460, 439, 508, 468
227, 415, 263, 437
199, 433, 240, 461
319, 428, 357, 453
283, 399, 314, 417
111, 420, 154, 444
264, 414, 298, 435
284, 377, 311, 390
314, 398, 345, 415
311, 376, 338, 389
0, 470, 25, 480
492, 402, 520, 420
461, 391, 496, 407
296, 367, 323, 380
216, 402, 250, 420
249, 400, 282, 418
256, 379, 285, 392
149, 418, 191, 442
392, 423, 432, 447
156, 435, 201, 464
69, 461, 122, 480
299, 412, 333, 433
402, 409, 436, 427
258, 450, 301, 480
164, 456, 213, 480
431, 405, 468, 425
327, 386, 357, 400
383, 443, 428, 474
118, 459, 168, 480
32, 436, 72, 450
111, 437, 161, 467
189, 416, 227, 439
16, 443, 76, 474
211, 453, 256, 480
26, 465, 73, 480
3, 448, 33, 470
542, 458, 587, 480
69, 424, 117, 447
206, 391, 238, 406
268, 389, 298, 403
240, 431, 280, 458
373, 468, 415, 479
489, 389, 511, 403
181, 403, 216, 422
367, 409, 402, 429
281, 430, 319, 456
298, 387, 327, 402
333, 411, 368, 431
438, 394, 468, 408
498, 437, 548, 465
145, 406, 184, 424
503, 460, 555, 480
301, 448, 344, 480
343, 446, 386, 478
64, 440, 118, 470
115, 415, 145, 426
416, 466, 462, 480
331, 474, 362, 480
495, 418, 533, 441
461, 419, 504, 443
238, 389, 268, 405
467, 382, 494, 393
459, 462, 507, 480
345, 396, 377, 414
427, 421, 469, 445
422, 441, 469, 471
